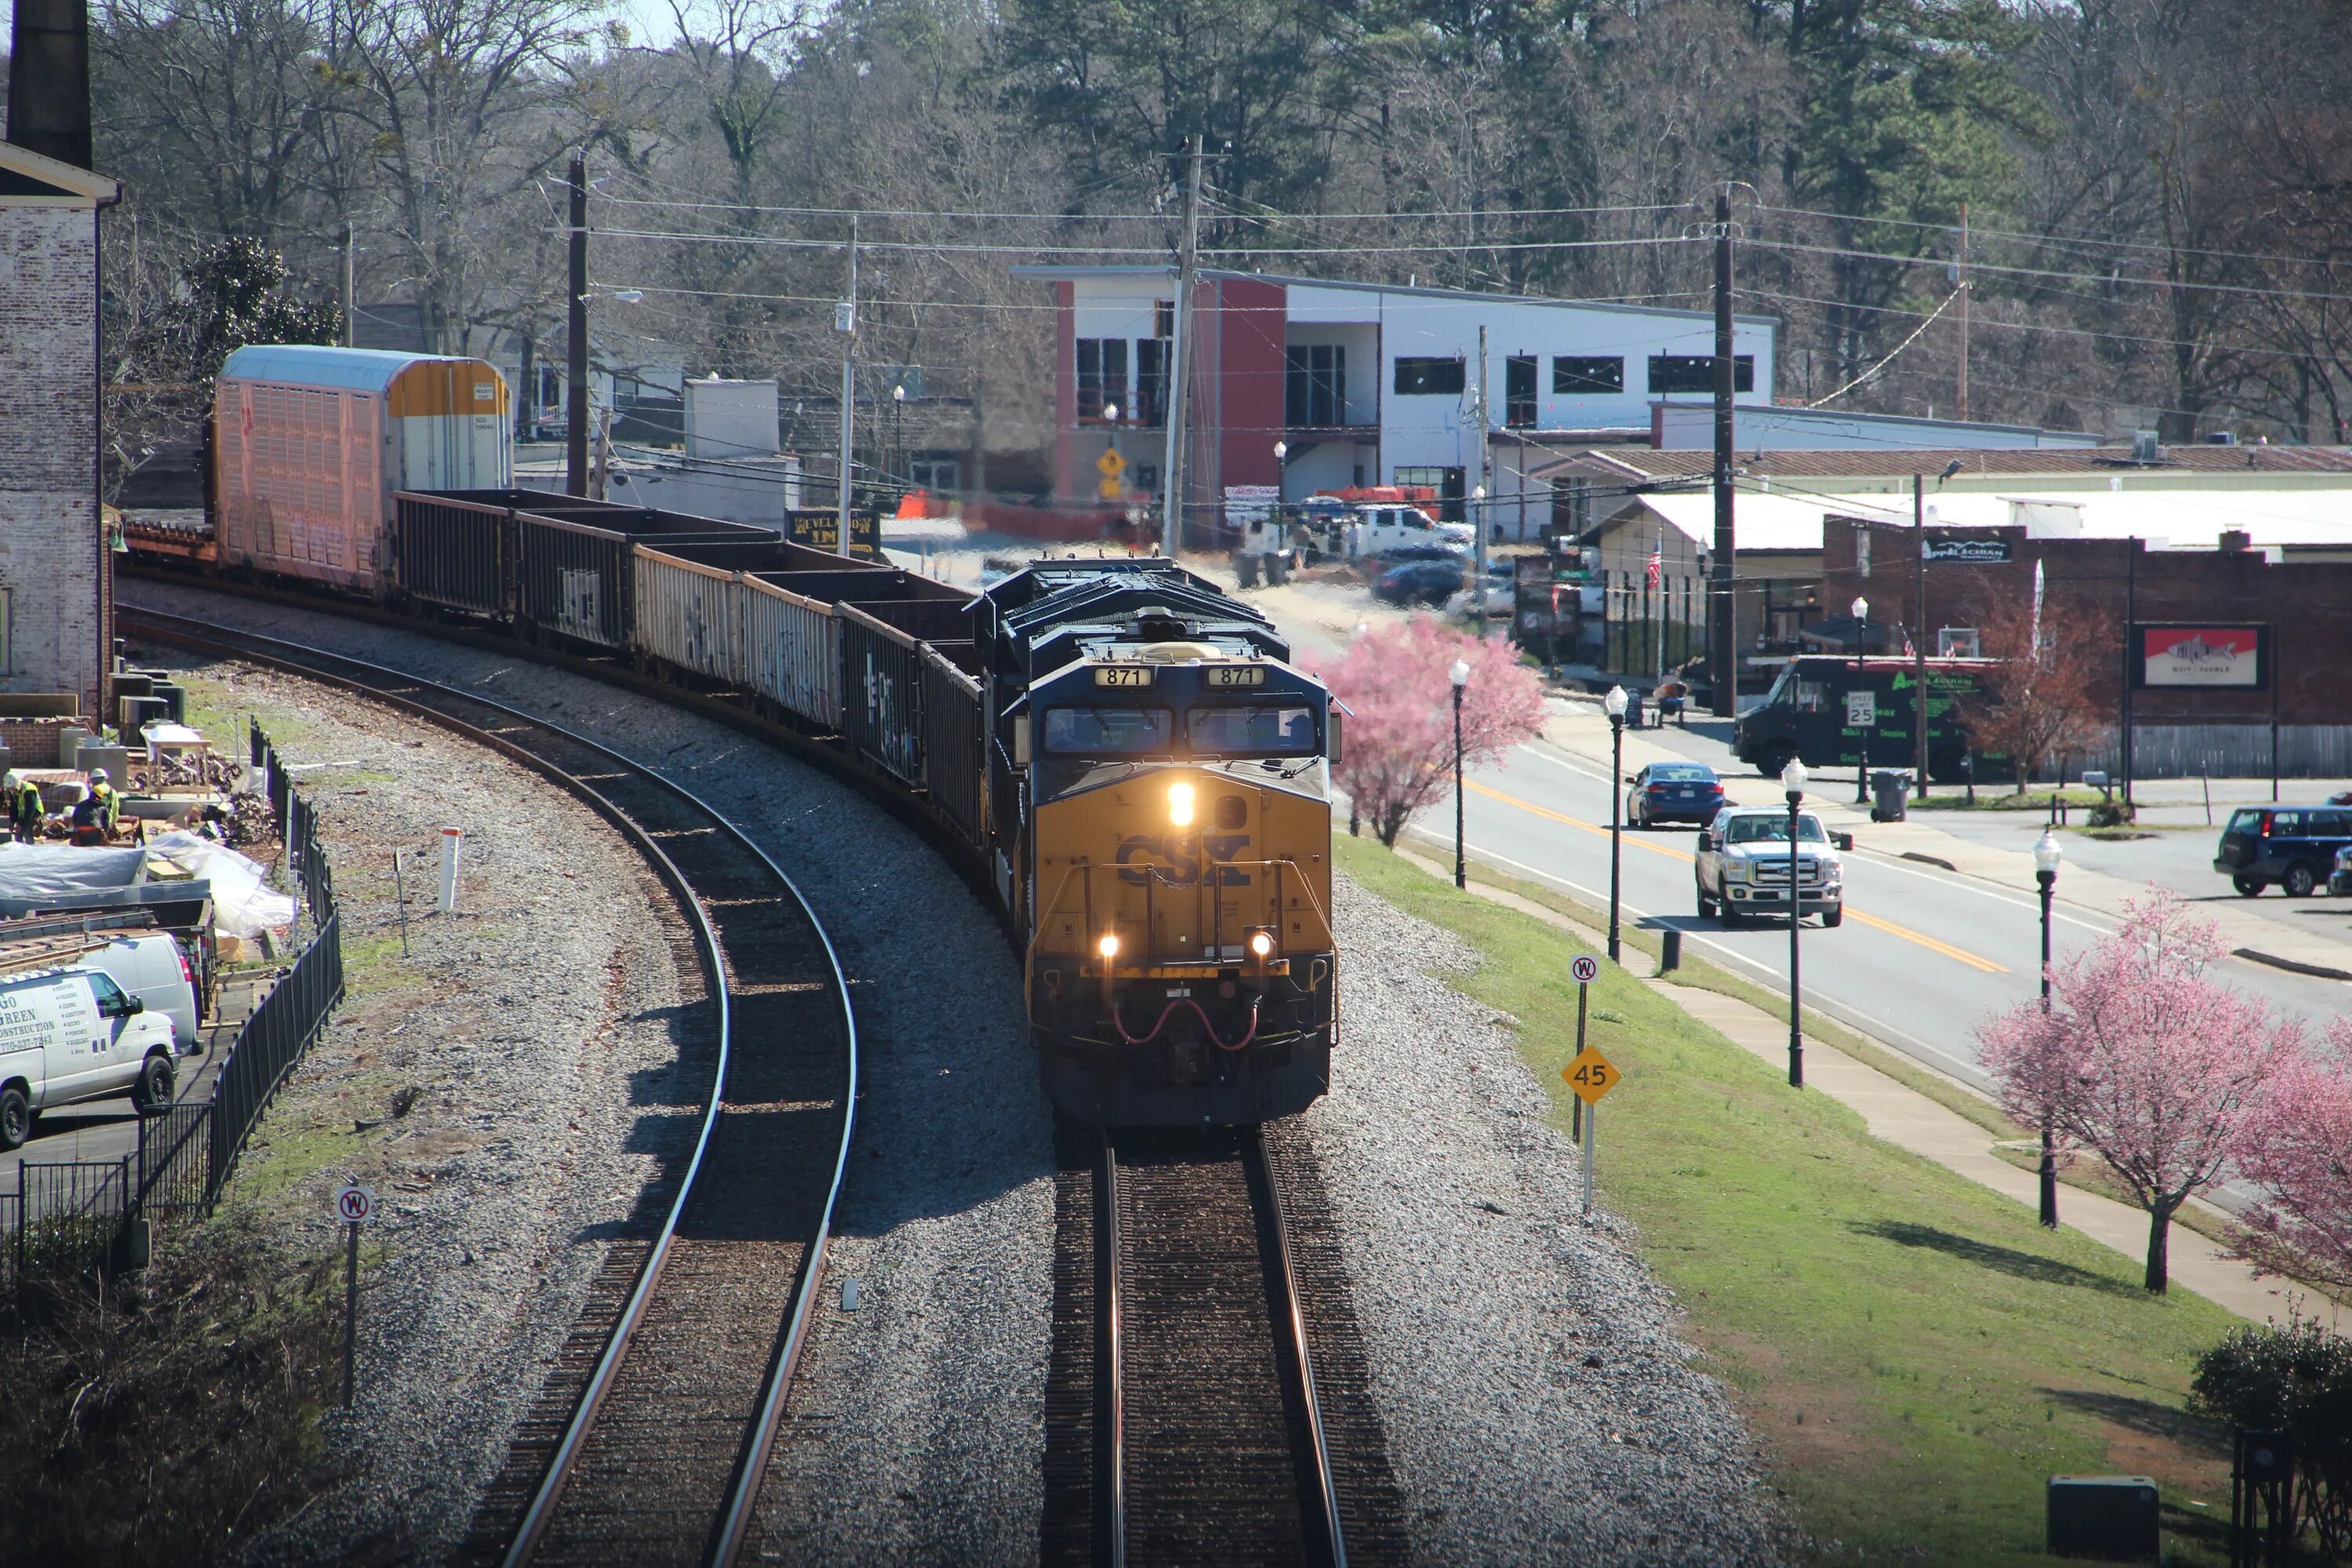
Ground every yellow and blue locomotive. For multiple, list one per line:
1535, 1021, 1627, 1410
974, 561, 1338, 1124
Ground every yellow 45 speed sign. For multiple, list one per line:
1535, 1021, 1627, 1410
1563, 1047, 1620, 1105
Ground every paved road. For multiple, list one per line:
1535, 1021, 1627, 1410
1247, 583, 2352, 1087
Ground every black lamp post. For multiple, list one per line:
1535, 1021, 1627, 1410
2034, 826, 2062, 1227
1784, 758, 1809, 1087
1605, 684, 1628, 960
1852, 593, 1871, 805
1450, 657, 1471, 889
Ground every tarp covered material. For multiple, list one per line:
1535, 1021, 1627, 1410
0, 844, 149, 897
140, 833, 294, 937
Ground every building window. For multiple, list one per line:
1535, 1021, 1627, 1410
1134, 464, 1159, 490
1553, 356, 1624, 394
1076, 337, 1127, 419
1155, 299, 1174, 340
1647, 354, 1754, 394
1939, 628, 1981, 658
1505, 354, 1537, 427
1392, 356, 1465, 396
909, 457, 960, 494
1394, 465, 1465, 521
1135, 338, 1168, 426
1286, 344, 1346, 427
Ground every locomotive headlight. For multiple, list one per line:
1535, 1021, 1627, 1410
1167, 781, 1196, 827
1249, 930, 1275, 959
1098, 932, 1120, 960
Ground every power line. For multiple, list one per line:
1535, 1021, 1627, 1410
1755, 201, 2345, 274
1742, 235, 2352, 306
1748, 286, 2319, 364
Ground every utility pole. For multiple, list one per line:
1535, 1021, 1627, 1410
566, 153, 590, 498
344, 220, 356, 349
1913, 474, 1929, 800
1957, 203, 1969, 423
836, 214, 858, 557
1161, 136, 1203, 557
1709, 186, 1737, 717
1474, 324, 1490, 620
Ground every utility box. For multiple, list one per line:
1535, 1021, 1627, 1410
2047, 1475, 2160, 1560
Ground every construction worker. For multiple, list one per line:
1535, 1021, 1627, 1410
89, 770, 119, 836
69, 786, 108, 846
6, 771, 40, 843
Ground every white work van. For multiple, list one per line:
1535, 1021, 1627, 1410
0, 968, 180, 1149
1348, 504, 1475, 560
74, 933, 201, 1054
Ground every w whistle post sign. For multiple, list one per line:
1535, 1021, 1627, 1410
2135, 624, 2265, 688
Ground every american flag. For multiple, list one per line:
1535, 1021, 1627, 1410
1644, 550, 1662, 589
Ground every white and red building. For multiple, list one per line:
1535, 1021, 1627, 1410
1012, 265, 1779, 543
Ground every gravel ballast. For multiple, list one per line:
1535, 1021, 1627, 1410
127, 583, 1054, 1565
1294, 873, 1785, 1566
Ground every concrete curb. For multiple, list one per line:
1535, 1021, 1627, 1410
1899, 851, 1960, 873
2231, 946, 2352, 983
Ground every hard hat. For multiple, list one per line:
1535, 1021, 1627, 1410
90, 768, 108, 783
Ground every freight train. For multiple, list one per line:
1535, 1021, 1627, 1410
130, 347, 1340, 1124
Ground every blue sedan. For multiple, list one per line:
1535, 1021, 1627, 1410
1625, 761, 1727, 828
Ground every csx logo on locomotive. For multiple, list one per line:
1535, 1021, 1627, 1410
1116, 833, 1252, 886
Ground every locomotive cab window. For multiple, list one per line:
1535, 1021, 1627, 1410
1187, 705, 1318, 757
1042, 706, 1173, 755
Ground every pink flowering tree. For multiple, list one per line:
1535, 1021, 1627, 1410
2232, 1034, 2352, 1290
1311, 619, 1546, 849
1977, 892, 2303, 1293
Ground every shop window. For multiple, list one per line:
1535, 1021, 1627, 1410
1393, 356, 1465, 396
1286, 344, 1346, 426
1648, 354, 1754, 394
1135, 338, 1167, 426
1076, 337, 1127, 419
1505, 354, 1537, 427
1553, 356, 1624, 394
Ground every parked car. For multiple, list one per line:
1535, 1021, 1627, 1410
1372, 557, 1468, 606
1369, 542, 1468, 564
72, 931, 202, 1053
1348, 503, 1475, 560
2215, 805, 2352, 896
2330, 844, 2352, 898
1626, 761, 1727, 828
1695, 805, 1844, 927
0, 967, 180, 1149
1443, 559, 1519, 622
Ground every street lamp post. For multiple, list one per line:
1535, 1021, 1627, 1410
2034, 828, 2063, 1227
892, 382, 906, 498
1605, 684, 1628, 960
1852, 594, 1871, 805
1784, 758, 1809, 1087
1450, 659, 1472, 888
1470, 483, 1489, 625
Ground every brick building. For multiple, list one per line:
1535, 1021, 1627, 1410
1821, 514, 2352, 779
0, 138, 118, 719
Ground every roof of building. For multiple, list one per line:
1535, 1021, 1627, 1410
1607, 485, 2352, 555
220, 344, 492, 393
1550, 443, 2352, 484
1648, 400, 2100, 447
0, 140, 120, 205
1009, 263, 1780, 327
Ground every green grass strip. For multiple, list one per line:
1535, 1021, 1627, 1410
1337, 833, 2242, 1566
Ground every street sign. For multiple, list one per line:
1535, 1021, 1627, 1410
1098, 476, 1124, 500
1096, 448, 1127, 478
335, 1183, 377, 1224
1570, 953, 1600, 984
1846, 690, 1878, 727
1563, 1047, 1621, 1105
335, 1182, 376, 1406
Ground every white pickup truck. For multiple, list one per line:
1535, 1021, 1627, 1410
0, 967, 181, 1149
1348, 504, 1474, 560
1693, 806, 1845, 927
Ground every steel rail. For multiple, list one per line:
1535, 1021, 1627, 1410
1248, 1126, 1348, 1568
1101, 1134, 1128, 1568
118, 606, 858, 1568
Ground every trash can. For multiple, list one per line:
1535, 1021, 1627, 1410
1870, 768, 1909, 823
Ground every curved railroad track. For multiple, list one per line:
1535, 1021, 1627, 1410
1046, 1121, 1407, 1568
118, 605, 857, 1568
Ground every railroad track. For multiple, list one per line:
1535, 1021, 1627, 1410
118, 606, 857, 1568
1047, 1122, 1407, 1568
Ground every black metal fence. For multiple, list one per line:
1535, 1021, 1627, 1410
4, 721, 346, 1287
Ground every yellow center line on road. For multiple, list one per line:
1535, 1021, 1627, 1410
1463, 778, 2009, 975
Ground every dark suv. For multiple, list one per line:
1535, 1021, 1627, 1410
2216, 806, 2352, 897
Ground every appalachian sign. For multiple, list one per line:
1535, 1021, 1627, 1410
1563, 1047, 1621, 1105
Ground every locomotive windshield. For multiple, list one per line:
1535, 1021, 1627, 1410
1186, 704, 1318, 757
1043, 706, 1173, 755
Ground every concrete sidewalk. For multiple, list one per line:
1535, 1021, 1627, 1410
1537, 698, 2352, 983
1394, 844, 2314, 1323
